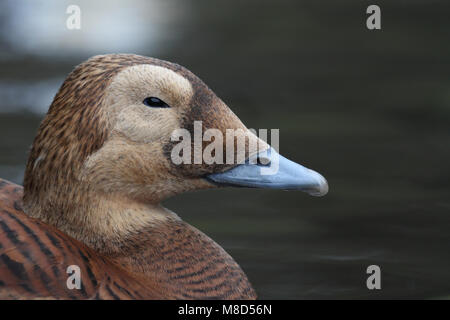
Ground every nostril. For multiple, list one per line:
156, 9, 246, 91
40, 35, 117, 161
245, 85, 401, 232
257, 155, 271, 167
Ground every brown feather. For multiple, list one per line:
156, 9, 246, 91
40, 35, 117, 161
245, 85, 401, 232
0, 178, 166, 299
1, 54, 259, 299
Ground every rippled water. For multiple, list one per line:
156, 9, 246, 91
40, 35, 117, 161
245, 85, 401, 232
0, 0, 449, 299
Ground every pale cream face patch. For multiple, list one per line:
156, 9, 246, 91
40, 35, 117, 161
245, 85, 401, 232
80, 63, 204, 204
104, 64, 194, 143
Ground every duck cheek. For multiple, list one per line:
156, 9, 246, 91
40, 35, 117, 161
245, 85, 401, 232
162, 139, 227, 180
114, 107, 178, 144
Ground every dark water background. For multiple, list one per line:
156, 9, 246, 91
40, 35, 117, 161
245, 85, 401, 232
0, 0, 449, 299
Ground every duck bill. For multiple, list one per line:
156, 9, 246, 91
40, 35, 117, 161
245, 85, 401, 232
206, 148, 328, 196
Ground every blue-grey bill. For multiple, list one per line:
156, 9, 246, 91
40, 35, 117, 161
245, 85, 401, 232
206, 148, 328, 196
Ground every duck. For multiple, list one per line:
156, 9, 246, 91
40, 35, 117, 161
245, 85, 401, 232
0, 54, 328, 299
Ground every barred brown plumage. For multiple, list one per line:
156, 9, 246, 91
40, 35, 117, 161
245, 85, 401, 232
0, 54, 326, 300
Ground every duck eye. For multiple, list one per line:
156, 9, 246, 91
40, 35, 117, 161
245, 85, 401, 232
143, 97, 170, 108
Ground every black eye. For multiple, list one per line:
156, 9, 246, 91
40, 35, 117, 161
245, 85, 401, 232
143, 97, 170, 108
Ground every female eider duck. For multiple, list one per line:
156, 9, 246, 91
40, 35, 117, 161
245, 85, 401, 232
0, 54, 328, 299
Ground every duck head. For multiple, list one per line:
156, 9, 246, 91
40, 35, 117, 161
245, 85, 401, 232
23, 54, 327, 250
